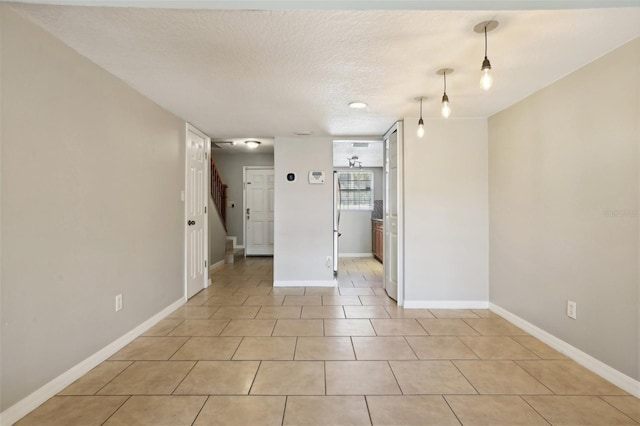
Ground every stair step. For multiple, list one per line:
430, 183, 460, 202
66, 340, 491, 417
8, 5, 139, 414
224, 248, 244, 264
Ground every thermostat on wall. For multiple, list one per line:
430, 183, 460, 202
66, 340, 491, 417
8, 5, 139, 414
308, 171, 325, 184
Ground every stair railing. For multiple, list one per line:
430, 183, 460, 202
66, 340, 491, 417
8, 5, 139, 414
210, 156, 228, 231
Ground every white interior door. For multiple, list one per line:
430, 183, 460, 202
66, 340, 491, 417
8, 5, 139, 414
245, 167, 275, 256
384, 129, 399, 301
185, 125, 209, 299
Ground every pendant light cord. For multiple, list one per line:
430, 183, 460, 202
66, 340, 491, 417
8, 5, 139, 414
484, 26, 488, 58
443, 71, 447, 94
420, 97, 423, 117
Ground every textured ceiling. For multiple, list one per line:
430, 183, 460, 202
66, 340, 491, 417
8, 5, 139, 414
8, 3, 640, 139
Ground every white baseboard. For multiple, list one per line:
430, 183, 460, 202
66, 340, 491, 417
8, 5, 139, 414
208, 259, 225, 272
0, 298, 185, 426
490, 303, 640, 398
273, 280, 337, 287
339, 253, 373, 258
404, 300, 489, 309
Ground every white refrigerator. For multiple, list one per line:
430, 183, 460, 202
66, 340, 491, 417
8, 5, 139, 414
333, 171, 341, 276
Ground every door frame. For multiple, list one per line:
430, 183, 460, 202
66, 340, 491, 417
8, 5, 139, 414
184, 123, 210, 300
243, 165, 275, 256
383, 122, 405, 306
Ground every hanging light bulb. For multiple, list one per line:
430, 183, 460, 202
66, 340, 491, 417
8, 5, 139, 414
475, 20, 498, 91
416, 96, 425, 138
437, 68, 453, 119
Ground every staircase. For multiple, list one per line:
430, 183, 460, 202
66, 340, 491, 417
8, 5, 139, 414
210, 156, 228, 232
224, 237, 245, 264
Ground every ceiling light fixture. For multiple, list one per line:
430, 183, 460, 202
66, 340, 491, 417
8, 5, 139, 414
349, 102, 367, 109
474, 20, 498, 91
437, 68, 453, 119
415, 96, 426, 138
245, 140, 261, 149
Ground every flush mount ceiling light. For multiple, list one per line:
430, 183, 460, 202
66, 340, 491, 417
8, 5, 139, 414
474, 20, 498, 91
415, 96, 427, 138
245, 140, 261, 149
437, 68, 453, 119
348, 156, 363, 169
349, 102, 367, 109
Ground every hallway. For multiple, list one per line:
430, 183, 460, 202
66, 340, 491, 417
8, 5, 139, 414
16, 257, 637, 425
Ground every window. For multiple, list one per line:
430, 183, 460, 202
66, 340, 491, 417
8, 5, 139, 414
337, 170, 373, 211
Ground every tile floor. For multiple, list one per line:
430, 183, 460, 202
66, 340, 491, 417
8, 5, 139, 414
17, 257, 639, 425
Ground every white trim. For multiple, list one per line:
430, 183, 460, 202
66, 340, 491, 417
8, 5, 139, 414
209, 259, 225, 272
243, 166, 275, 257
339, 253, 373, 258
404, 300, 489, 309
490, 303, 640, 398
274, 280, 337, 287
0, 298, 185, 426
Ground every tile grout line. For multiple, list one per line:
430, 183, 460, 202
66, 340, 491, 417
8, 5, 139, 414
518, 395, 553, 426
169, 360, 199, 395
98, 394, 131, 426
597, 396, 640, 423
189, 395, 211, 426
440, 395, 465, 426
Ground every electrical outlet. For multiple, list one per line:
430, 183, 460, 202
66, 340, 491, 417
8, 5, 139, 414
115, 294, 123, 312
326, 256, 332, 269
567, 300, 576, 320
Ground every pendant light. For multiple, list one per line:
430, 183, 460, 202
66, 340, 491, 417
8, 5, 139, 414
415, 96, 427, 138
474, 20, 498, 91
436, 68, 453, 119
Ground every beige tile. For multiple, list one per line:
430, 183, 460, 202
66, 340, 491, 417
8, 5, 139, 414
463, 318, 528, 335
516, 360, 628, 395
353, 280, 383, 288
322, 295, 362, 305
168, 319, 230, 337
110, 337, 189, 360
429, 309, 480, 318
305, 287, 340, 295
256, 306, 302, 319
211, 305, 260, 319
344, 306, 390, 318
390, 360, 477, 394
359, 295, 395, 305
372, 288, 389, 295
272, 319, 324, 336
203, 295, 248, 306
459, 336, 539, 360
194, 396, 285, 426
15, 396, 127, 426
142, 318, 184, 336
270, 287, 306, 296
283, 295, 322, 306
338, 288, 375, 296
185, 292, 210, 306
525, 396, 637, 425
283, 396, 370, 426
454, 360, 552, 394
174, 361, 259, 394
233, 337, 296, 360
301, 306, 346, 319
58, 361, 132, 395
170, 337, 242, 360
233, 286, 273, 296
352, 336, 417, 360
384, 307, 435, 318
295, 337, 355, 360
367, 395, 460, 426
445, 395, 549, 426
370, 318, 428, 336
243, 295, 285, 306
406, 336, 479, 360
602, 396, 640, 422
471, 309, 501, 318
98, 361, 195, 395
251, 361, 325, 395
168, 306, 219, 319
512, 336, 568, 359
220, 319, 276, 336
324, 319, 376, 336
417, 318, 480, 335
103, 396, 206, 426
325, 361, 401, 395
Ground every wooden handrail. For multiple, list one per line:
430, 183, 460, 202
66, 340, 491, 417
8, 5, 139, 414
210, 156, 227, 231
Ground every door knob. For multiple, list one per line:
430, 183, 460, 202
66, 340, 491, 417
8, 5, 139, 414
187, 220, 195, 226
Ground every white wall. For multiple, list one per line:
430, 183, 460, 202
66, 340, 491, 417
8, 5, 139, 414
274, 137, 334, 285
403, 118, 489, 306
1, 6, 184, 411
489, 38, 639, 380
213, 152, 274, 245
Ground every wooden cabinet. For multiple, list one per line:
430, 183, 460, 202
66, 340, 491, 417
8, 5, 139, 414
372, 220, 383, 263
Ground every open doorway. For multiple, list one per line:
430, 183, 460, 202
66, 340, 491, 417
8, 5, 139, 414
332, 140, 384, 279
